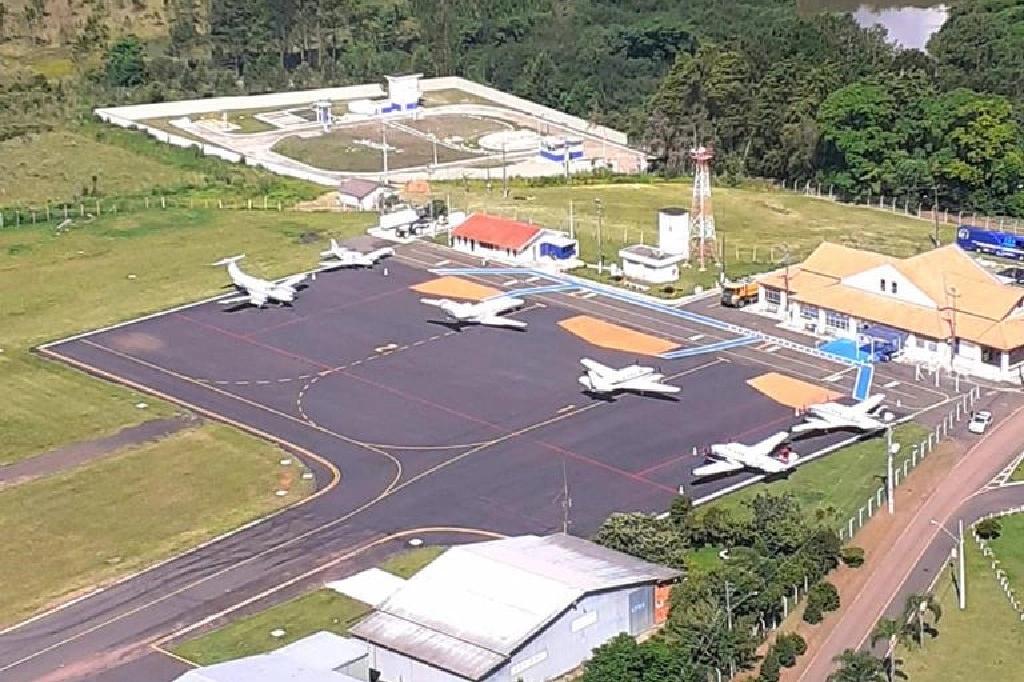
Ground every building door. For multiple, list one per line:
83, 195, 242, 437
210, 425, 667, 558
628, 587, 654, 634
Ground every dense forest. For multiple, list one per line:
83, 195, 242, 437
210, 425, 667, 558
0, 0, 1021, 214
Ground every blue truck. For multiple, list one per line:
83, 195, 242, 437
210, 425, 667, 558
956, 225, 1024, 260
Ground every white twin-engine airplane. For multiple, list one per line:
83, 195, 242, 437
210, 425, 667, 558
319, 240, 394, 269
213, 255, 308, 308
419, 296, 528, 329
692, 431, 794, 478
577, 358, 681, 396
791, 394, 887, 434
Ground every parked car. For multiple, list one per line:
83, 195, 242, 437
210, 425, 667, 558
968, 410, 993, 435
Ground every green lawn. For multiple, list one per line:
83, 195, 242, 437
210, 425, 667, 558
705, 424, 929, 528
0, 130, 194, 206
175, 547, 444, 665
440, 181, 952, 293
898, 536, 1024, 681
1011, 458, 1024, 482
0, 423, 312, 627
989, 514, 1024, 586
0, 208, 368, 463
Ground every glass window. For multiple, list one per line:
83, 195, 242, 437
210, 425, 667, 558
825, 310, 849, 330
801, 305, 819, 320
765, 288, 781, 305
891, 281, 898, 294
879, 279, 886, 292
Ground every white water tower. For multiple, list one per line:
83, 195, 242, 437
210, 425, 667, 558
658, 207, 690, 258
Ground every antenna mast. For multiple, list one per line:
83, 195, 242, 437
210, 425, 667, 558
689, 145, 718, 272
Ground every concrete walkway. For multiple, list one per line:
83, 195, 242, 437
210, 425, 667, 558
0, 414, 199, 488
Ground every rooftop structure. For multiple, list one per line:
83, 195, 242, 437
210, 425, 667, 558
757, 242, 1024, 381
350, 534, 680, 681
175, 632, 368, 682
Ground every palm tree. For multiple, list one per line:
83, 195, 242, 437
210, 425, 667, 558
903, 593, 942, 646
827, 649, 886, 682
870, 618, 909, 682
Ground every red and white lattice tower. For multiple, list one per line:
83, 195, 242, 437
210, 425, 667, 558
689, 146, 718, 271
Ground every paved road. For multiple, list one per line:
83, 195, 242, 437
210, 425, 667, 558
797, 399, 1024, 681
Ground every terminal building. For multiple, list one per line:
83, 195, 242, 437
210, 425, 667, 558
757, 242, 1024, 382
450, 213, 578, 267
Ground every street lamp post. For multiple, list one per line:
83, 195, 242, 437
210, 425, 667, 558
930, 518, 966, 609
886, 428, 900, 514
594, 198, 604, 273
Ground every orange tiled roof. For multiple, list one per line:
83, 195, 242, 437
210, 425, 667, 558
452, 214, 541, 251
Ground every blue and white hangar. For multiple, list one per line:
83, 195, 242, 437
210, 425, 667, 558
349, 534, 680, 682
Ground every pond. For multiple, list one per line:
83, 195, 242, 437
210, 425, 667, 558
798, 1, 949, 51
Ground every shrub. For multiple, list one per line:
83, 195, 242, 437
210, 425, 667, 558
976, 518, 1002, 540
774, 632, 807, 667
807, 581, 841, 615
841, 546, 866, 567
803, 601, 823, 624
758, 652, 781, 682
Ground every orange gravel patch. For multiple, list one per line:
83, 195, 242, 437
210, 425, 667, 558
747, 372, 843, 409
410, 276, 501, 301
558, 315, 677, 356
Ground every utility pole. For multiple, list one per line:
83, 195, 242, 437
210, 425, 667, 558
501, 144, 508, 198
561, 461, 571, 534
569, 200, 575, 240
945, 284, 960, 370
780, 243, 792, 322
932, 183, 941, 246
725, 580, 733, 632
381, 117, 389, 182
886, 427, 895, 514
958, 518, 966, 609
431, 134, 438, 167
595, 198, 604, 273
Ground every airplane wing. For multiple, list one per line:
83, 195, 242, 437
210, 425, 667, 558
219, 294, 255, 306
277, 273, 308, 287
368, 247, 395, 261
474, 314, 527, 329
419, 298, 452, 309
692, 459, 745, 478
615, 377, 680, 394
791, 417, 839, 434
318, 259, 356, 270
754, 430, 791, 455
855, 394, 886, 414
580, 358, 614, 379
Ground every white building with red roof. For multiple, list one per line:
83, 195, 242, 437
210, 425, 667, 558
450, 214, 578, 267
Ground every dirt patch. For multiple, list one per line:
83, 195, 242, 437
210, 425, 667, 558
295, 192, 344, 212
747, 372, 843, 409
411, 276, 501, 301
106, 331, 166, 353
558, 315, 677, 356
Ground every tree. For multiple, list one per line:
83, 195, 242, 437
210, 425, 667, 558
773, 632, 807, 667
105, 37, 148, 89
902, 593, 941, 647
841, 546, 865, 568
0, 3, 8, 40
870, 617, 911, 682
976, 518, 1002, 540
827, 650, 886, 682
592, 512, 686, 568
807, 581, 840, 615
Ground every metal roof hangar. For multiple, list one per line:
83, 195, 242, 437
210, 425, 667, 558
350, 534, 680, 682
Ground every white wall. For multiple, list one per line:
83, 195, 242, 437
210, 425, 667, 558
621, 259, 677, 284
841, 264, 936, 308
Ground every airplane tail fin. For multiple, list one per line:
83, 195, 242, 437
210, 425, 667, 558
212, 254, 245, 266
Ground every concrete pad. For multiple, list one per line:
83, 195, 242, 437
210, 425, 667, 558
558, 315, 677, 356
326, 568, 406, 606
411, 276, 501, 301
747, 372, 843, 409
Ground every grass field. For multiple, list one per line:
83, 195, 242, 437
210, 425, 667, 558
421, 88, 497, 107
0, 208, 368, 462
175, 546, 444, 665
274, 122, 488, 172
0, 423, 311, 627
989, 514, 1024, 586
706, 424, 929, 528
439, 181, 952, 293
0, 130, 194, 206
898, 536, 1024, 681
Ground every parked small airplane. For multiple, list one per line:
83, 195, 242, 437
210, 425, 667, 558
213, 255, 308, 308
419, 296, 528, 329
692, 431, 794, 478
791, 394, 887, 434
319, 240, 394, 269
577, 358, 681, 396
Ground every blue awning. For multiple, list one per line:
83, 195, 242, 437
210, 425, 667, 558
860, 324, 907, 345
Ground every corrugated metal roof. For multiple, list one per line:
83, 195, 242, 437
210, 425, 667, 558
350, 534, 680, 680
174, 655, 363, 682
326, 568, 406, 607
276, 631, 367, 670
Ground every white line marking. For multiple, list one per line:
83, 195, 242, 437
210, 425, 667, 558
434, 259, 451, 266
884, 380, 901, 388
503, 280, 519, 286
762, 345, 780, 353
688, 334, 706, 341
